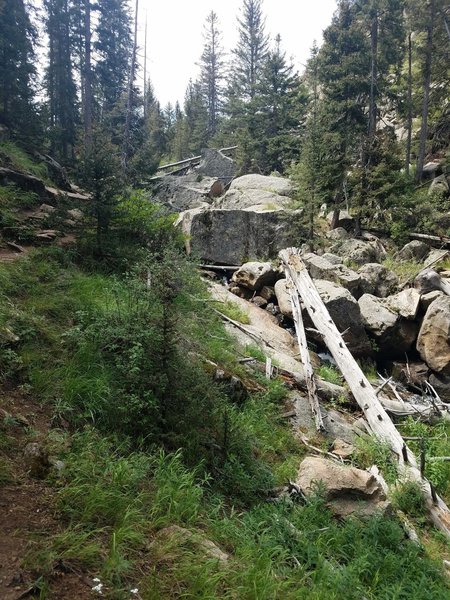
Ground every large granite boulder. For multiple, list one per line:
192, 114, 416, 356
358, 294, 418, 356
327, 210, 355, 231
296, 457, 389, 518
274, 279, 293, 318
217, 174, 293, 211
417, 295, 450, 374
303, 253, 361, 296
185, 207, 305, 264
385, 288, 421, 320
358, 263, 399, 298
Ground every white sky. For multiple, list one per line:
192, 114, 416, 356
138, 0, 337, 107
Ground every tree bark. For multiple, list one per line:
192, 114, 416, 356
405, 31, 413, 174
416, 0, 436, 183
83, 0, 92, 154
279, 247, 450, 538
122, 0, 139, 170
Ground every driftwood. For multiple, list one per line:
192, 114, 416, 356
279, 247, 450, 538
286, 273, 325, 431
410, 232, 450, 249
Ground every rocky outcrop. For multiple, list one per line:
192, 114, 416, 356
296, 457, 389, 518
358, 263, 399, 298
327, 210, 354, 231
417, 295, 450, 375
358, 294, 418, 356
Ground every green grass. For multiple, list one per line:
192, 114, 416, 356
0, 141, 51, 182
383, 257, 421, 282
215, 300, 250, 324
318, 363, 343, 385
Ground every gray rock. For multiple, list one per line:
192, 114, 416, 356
187, 208, 305, 264
417, 296, 450, 374
23, 442, 50, 478
313, 280, 372, 357
397, 240, 430, 262
326, 227, 349, 241
358, 263, 399, 298
39, 203, 56, 214
420, 290, 444, 311
152, 525, 229, 563
424, 249, 449, 267
154, 174, 221, 212
67, 208, 83, 221
296, 456, 389, 518
414, 268, 447, 295
197, 149, 236, 184
429, 174, 449, 196
259, 286, 275, 302
218, 173, 293, 211
303, 253, 361, 296
321, 252, 343, 265
385, 288, 421, 320
332, 239, 384, 267
358, 294, 418, 356
232, 262, 278, 291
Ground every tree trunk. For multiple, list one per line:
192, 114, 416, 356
122, 0, 139, 171
416, 0, 435, 183
405, 31, 413, 174
83, 0, 92, 154
279, 247, 450, 538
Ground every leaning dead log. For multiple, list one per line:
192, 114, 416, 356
286, 273, 324, 431
279, 247, 450, 538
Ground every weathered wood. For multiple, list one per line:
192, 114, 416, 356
286, 273, 324, 431
410, 232, 450, 249
279, 247, 450, 538
199, 264, 240, 272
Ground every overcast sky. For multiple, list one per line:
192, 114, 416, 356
139, 0, 337, 107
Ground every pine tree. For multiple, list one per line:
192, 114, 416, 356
44, 0, 78, 161
251, 35, 306, 173
183, 80, 209, 156
198, 11, 225, 139
317, 0, 370, 224
95, 0, 132, 113
0, 0, 38, 145
232, 0, 269, 101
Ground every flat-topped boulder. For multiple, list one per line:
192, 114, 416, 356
303, 253, 361, 296
217, 173, 293, 211
358, 263, 399, 298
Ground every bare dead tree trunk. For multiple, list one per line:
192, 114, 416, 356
416, 0, 435, 183
122, 0, 139, 171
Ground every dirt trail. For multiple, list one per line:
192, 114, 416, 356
0, 392, 91, 599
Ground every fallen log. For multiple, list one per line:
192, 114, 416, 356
410, 232, 450, 249
286, 273, 324, 431
279, 247, 450, 538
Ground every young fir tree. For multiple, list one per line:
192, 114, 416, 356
198, 11, 225, 139
44, 0, 78, 162
251, 34, 306, 173
0, 0, 38, 145
95, 0, 132, 114
317, 0, 370, 226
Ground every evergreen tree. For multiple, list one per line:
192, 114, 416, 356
44, 0, 78, 161
95, 0, 132, 113
231, 0, 269, 101
251, 35, 306, 173
0, 0, 38, 145
198, 11, 225, 139
317, 0, 370, 224
182, 80, 209, 156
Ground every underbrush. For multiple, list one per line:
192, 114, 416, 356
0, 141, 51, 182
1, 228, 449, 597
